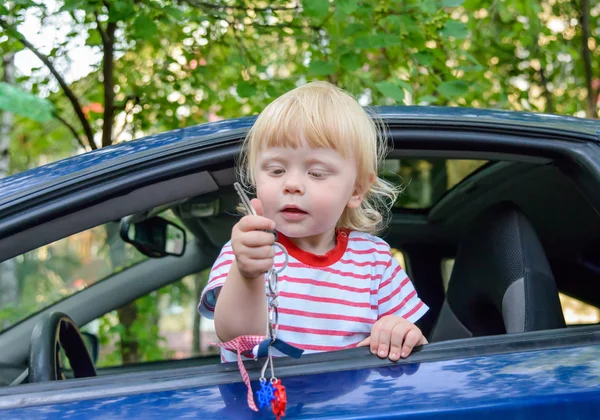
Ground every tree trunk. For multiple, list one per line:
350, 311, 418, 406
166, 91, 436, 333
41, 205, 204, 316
0, 53, 19, 329
106, 222, 140, 364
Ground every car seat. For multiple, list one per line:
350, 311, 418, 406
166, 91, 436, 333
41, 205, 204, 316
429, 202, 565, 342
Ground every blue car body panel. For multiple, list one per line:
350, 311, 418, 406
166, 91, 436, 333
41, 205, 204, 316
1, 106, 600, 202
1, 344, 600, 419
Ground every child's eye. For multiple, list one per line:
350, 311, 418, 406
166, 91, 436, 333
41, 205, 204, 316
309, 171, 327, 179
268, 167, 285, 176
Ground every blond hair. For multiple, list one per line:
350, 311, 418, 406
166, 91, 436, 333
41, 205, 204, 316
238, 81, 400, 235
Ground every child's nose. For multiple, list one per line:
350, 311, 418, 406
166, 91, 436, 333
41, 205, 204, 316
283, 176, 304, 195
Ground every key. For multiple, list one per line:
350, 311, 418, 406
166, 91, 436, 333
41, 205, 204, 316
233, 182, 277, 241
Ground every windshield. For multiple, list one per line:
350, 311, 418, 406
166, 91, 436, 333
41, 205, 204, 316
0, 221, 148, 333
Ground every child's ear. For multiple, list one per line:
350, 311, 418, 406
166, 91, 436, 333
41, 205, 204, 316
347, 172, 376, 209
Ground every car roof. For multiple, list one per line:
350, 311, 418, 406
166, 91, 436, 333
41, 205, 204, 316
1, 106, 599, 202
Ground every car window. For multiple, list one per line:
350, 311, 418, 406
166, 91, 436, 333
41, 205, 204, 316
82, 269, 220, 367
0, 221, 148, 333
559, 293, 600, 325
440, 258, 600, 325
381, 158, 488, 209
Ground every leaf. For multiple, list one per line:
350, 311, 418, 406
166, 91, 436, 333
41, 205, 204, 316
344, 22, 365, 36
133, 14, 158, 40
336, 0, 358, 15
109, 0, 135, 21
396, 80, 413, 93
441, 0, 465, 6
85, 29, 103, 47
303, 0, 329, 18
0, 82, 54, 122
437, 80, 468, 98
59, 0, 85, 12
440, 20, 469, 39
163, 6, 185, 21
375, 82, 405, 103
308, 60, 335, 76
417, 0, 436, 14
340, 53, 362, 71
413, 52, 435, 66
398, 16, 419, 34
236, 81, 256, 98
355, 34, 401, 49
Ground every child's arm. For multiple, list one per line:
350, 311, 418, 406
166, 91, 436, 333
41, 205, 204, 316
214, 199, 276, 342
358, 248, 429, 361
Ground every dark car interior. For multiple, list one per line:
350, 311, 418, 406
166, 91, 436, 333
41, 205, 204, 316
1, 128, 600, 396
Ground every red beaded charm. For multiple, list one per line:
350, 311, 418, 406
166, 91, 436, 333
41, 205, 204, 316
271, 379, 287, 419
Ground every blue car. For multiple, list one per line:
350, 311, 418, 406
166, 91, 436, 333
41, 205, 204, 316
0, 107, 600, 419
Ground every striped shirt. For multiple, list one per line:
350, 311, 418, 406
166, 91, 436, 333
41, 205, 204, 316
199, 229, 428, 362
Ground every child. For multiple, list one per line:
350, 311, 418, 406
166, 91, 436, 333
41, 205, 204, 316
199, 81, 428, 363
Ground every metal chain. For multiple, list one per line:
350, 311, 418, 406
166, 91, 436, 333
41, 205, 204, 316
260, 242, 289, 383
259, 242, 288, 383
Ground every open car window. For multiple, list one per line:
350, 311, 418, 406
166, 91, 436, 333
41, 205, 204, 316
0, 222, 148, 334
382, 158, 488, 209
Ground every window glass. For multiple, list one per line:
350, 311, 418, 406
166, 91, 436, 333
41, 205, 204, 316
380, 159, 488, 209
0, 222, 148, 333
559, 293, 600, 325
83, 269, 220, 368
390, 248, 406, 271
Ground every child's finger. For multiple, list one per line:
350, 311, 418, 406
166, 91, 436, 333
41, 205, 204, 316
401, 328, 422, 359
376, 318, 396, 358
389, 323, 405, 362
239, 230, 276, 247
356, 336, 371, 347
250, 198, 264, 216
369, 322, 382, 355
238, 215, 276, 233
242, 245, 275, 259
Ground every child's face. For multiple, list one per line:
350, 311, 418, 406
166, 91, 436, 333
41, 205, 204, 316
255, 145, 363, 239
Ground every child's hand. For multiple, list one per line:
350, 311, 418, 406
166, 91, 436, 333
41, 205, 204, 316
357, 315, 426, 362
231, 198, 277, 280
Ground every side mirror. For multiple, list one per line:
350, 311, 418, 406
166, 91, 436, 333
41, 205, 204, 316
120, 216, 186, 258
81, 332, 99, 364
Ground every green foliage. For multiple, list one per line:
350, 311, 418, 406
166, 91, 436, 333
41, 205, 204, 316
0, 82, 54, 122
94, 279, 194, 367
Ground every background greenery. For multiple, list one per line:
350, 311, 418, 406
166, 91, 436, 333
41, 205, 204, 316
1, 0, 599, 366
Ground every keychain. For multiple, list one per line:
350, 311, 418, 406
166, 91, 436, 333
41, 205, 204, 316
227, 182, 301, 419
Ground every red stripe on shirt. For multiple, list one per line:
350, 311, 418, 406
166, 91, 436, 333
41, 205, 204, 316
280, 275, 372, 294
212, 259, 234, 271
348, 237, 388, 247
402, 300, 425, 320
278, 307, 375, 324
208, 272, 228, 284
380, 290, 418, 318
378, 276, 411, 306
338, 258, 390, 267
378, 265, 403, 290
346, 248, 392, 256
278, 324, 364, 336
275, 262, 383, 281
279, 291, 375, 309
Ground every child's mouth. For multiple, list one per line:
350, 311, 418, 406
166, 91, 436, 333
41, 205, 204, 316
281, 206, 308, 220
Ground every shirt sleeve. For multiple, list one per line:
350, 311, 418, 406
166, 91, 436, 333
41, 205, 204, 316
377, 256, 429, 323
198, 241, 234, 319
